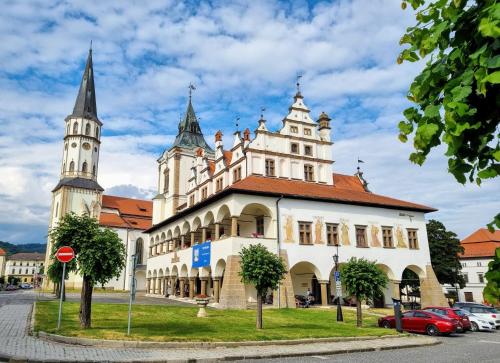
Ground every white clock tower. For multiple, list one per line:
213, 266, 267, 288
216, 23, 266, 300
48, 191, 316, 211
43, 46, 104, 288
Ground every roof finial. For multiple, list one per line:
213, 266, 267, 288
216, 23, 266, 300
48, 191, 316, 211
260, 106, 266, 120
89, 40, 92, 53
296, 74, 302, 94
188, 83, 196, 100
235, 116, 240, 132
357, 157, 364, 173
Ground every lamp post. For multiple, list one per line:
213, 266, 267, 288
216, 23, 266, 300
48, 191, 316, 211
451, 267, 460, 303
333, 246, 343, 322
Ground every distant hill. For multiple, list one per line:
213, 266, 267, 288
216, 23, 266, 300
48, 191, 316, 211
0, 241, 46, 256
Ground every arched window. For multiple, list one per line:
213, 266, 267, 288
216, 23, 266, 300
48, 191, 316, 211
55, 202, 59, 218
95, 127, 99, 138
62, 163, 66, 173
64, 143, 68, 150
85, 123, 90, 136
163, 168, 169, 193
136, 238, 144, 265
66, 124, 70, 135
73, 122, 78, 134
92, 165, 96, 176
82, 161, 88, 173
69, 161, 75, 172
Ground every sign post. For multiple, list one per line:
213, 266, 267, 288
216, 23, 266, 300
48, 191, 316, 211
55, 246, 75, 330
127, 254, 137, 336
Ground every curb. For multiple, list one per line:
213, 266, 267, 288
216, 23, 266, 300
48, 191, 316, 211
37, 331, 409, 349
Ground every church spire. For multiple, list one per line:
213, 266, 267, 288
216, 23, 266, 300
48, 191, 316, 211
71, 45, 98, 121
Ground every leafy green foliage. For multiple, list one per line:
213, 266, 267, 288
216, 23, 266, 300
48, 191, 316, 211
48, 213, 126, 286
239, 244, 287, 295
341, 258, 388, 326
427, 219, 465, 287
399, 1, 500, 228
484, 247, 500, 305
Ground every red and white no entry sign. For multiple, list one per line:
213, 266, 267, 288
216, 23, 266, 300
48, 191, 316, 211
55, 246, 75, 263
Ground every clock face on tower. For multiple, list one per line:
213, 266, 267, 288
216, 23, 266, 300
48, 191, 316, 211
82, 142, 91, 150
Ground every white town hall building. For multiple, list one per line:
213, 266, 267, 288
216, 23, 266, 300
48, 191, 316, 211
45, 49, 447, 308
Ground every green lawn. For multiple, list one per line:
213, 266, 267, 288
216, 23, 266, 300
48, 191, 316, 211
35, 301, 398, 342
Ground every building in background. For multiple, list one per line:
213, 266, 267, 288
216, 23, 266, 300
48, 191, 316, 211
0, 248, 6, 277
457, 228, 500, 303
5, 252, 45, 283
43, 47, 152, 291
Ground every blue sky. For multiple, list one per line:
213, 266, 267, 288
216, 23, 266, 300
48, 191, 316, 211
0, 0, 498, 245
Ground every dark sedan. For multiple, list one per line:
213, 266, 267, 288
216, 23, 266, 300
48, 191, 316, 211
378, 310, 459, 336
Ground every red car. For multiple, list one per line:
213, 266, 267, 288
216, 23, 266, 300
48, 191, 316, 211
378, 310, 459, 336
423, 306, 471, 332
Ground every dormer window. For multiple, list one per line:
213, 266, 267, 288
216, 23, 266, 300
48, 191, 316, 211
304, 128, 312, 136
216, 178, 223, 192
291, 143, 299, 154
233, 166, 242, 182
290, 126, 298, 133
265, 159, 275, 177
189, 194, 195, 206
201, 187, 208, 200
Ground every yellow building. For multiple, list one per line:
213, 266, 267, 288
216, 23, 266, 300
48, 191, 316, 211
5, 252, 45, 284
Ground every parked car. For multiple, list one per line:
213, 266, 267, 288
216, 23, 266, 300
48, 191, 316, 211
378, 310, 459, 336
422, 306, 471, 332
455, 304, 500, 329
19, 283, 33, 289
5, 285, 18, 291
459, 309, 496, 332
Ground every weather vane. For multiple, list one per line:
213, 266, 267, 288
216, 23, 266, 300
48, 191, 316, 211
260, 107, 266, 120
296, 74, 302, 93
235, 116, 240, 132
188, 83, 196, 100
357, 157, 365, 173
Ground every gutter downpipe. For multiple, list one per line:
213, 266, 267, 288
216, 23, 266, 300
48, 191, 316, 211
276, 195, 284, 309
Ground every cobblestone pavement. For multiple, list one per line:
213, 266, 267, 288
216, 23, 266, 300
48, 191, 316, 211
0, 296, 437, 363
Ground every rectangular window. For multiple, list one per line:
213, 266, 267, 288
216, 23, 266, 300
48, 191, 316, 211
256, 216, 264, 236
163, 169, 169, 193
382, 227, 394, 248
462, 262, 466, 267
201, 187, 208, 200
407, 229, 419, 249
290, 126, 298, 133
355, 226, 368, 247
462, 273, 469, 284
477, 261, 482, 267
304, 128, 312, 136
304, 145, 312, 156
291, 143, 299, 153
189, 194, 195, 206
304, 164, 314, 181
464, 292, 473, 302
299, 222, 312, 245
233, 166, 241, 182
478, 273, 484, 283
326, 223, 339, 246
265, 159, 275, 176
215, 178, 223, 192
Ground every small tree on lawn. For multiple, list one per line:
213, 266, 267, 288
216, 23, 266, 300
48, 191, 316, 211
484, 247, 500, 306
49, 213, 126, 328
239, 244, 287, 329
341, 258, 388, 327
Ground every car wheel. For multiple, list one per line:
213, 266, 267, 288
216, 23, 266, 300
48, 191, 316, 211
382, 321, 391, 329
426, 324, 439, 336
471, 322, 479, 332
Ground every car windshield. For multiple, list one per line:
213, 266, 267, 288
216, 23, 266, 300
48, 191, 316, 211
453, 309, 466, 316
471, 307, 497, 314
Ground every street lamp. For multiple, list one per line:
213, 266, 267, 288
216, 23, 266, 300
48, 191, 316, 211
333, 246, 343, 322
451, 267, 460, 303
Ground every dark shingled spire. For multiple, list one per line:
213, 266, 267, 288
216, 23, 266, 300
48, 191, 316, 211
171, 98, 213, 153
71, 46, 99, 122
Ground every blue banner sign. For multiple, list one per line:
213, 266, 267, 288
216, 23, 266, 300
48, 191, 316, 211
334, 271, 341, 282
192, 241, 211, 268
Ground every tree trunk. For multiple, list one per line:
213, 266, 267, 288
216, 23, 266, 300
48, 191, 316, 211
79, 275, 93, 328
55, 282, 60, 298
256, 292, 263, 329
356, 299, 362, 327
62, 280, 66, 302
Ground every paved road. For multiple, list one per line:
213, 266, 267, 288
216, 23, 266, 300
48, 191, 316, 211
240, 329, 500, 363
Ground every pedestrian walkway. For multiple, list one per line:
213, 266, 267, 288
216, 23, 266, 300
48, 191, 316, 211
0, 304, 438, 363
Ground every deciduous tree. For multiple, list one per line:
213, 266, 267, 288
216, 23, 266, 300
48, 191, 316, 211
48, 213, 126, 328
341, 258, 388, 327
484, 247, 500, 305
239, 244, 287, 329
398, 0, 499, 229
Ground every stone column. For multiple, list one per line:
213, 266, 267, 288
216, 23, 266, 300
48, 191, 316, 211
147, 278, 151, 294
213, 277, 221, 302
181, 235, 185, 249
319, 280, 329, 306
164, 277, 169, 297
180, 278, 186, 298
231, 217, 238, 237
189, 277, 195, 299
171, 277, 177, 295
152, 277, 157, 294
391, 280, 401, 300
200, 277, 208, 296
160, 277, 165, 295
201, 228, 207, 242
190, 232, 195, 245
215, 223, 220, 240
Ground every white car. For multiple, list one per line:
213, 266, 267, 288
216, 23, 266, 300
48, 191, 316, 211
460, 305, 500, 329
462, 311, 496, 332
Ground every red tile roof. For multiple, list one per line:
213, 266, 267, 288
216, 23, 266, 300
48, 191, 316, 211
460, 228, 500, 258
8, 252, 45, 261
230, 174, 436, 212
208, 151, 233, 175
99, 195, 152, 230
0, 248, 6, 256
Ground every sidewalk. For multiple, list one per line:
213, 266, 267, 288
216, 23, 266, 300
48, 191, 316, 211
0, 304, 439, 363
